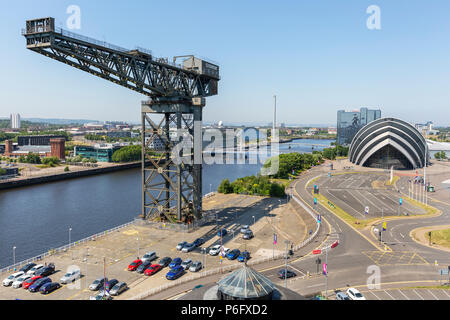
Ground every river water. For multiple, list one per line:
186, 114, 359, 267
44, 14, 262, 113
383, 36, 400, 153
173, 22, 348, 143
0, 139, 332, 268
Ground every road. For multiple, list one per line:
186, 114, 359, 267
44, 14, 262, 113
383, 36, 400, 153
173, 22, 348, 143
148, 163, 450, 300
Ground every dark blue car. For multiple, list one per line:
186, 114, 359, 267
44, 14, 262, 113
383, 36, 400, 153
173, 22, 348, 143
217, 229, 227, 237
226, 249, 240, 260
166, 266, 184, 280
39, 282, 61, 294
29, 277, 51, 292
237, 251, 250, 262
169, 258, 182, 269
193, 238, 205, 247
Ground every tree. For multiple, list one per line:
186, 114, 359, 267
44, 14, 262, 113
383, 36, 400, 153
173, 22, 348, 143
112, 145, 141, 162
218, 179, 233, 194
26, 153, 41, 164
64, 166, 70, 172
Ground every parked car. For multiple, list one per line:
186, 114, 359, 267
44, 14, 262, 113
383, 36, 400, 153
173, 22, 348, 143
166, 266, 184, 280
35, 263, 55, 277
27, 264, 44, 276
144, 264, 162, 276
181, 243, 196, 253
142, 251, 157, 263
193, 238, 205, 247
226, 249, 240, 260
90, 291, 112, 300
240, 225, 250, 234
208, 245, 229, 256
336, 291, 351, 300
181, 259, 193, 270
110, 282, 128, 296
22, 276, 42, 290
277, 269, 296, 279
158, 257, 172, 268
3, 271, 25, 287
242, 230, 254, 240
176, 241, 188, 251
237, 251, 251, 262
346, 288, 366, 300
39, 282, 61, 294
169, 258, 182, 269
29, 277, 51, 292
19, 263, 36, 274
60, 269, 81, 284
128, 259, 142, 271
217, 229, 228, 237
12, 275, 32, 288
136, 260, 152, 274
105, 279, 119, 292
89, 277, 108, 291
189, 261, 203, 272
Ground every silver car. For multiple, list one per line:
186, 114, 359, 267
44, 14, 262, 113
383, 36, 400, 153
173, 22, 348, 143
89, 277, 107, 291
60, 269, 81, 284
176, 241, 188, 251
181, 243, 196, 253
240, 225, 250, 234
189, 261, 203, 272
181, 259, 193, 269
110, 282, 128, 296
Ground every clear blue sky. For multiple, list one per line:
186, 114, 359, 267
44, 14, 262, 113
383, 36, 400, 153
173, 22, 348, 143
1, 0, 449, 126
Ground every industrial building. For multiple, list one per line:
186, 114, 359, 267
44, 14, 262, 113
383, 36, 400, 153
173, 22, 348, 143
349, 118, 428, 170
337, 107, 381, 145
17, 135, 66, 146
3, 137, 66, 160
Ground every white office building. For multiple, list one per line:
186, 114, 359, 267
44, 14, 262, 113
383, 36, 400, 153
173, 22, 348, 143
10, 113, 21, 129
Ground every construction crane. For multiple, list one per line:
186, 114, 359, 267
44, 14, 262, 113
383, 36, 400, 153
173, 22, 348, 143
23, 17, 220, 224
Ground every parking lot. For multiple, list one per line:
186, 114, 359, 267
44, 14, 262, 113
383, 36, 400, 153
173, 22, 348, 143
351, 287, 450, 300
316, 173, 427, 218
0, 193, 312, 300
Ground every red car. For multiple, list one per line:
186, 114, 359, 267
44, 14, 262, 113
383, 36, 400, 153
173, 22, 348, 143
144, 264, 162, 276
128, 259, 142, 271
22, 276, 42, 289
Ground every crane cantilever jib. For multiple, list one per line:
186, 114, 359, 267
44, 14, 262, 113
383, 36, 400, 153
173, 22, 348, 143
23, 17, 220, 224
22, 17, 219, 99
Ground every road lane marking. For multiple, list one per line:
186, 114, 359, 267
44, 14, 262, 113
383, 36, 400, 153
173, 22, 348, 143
383, 289, 396, 300
412, 289, 424, 300
427, 289, 439, 300
397, 289, 410, 300
368, 291, 381, 300
306, 283, 323, 288
442, 289, 450, 299
289, 265, 306, 277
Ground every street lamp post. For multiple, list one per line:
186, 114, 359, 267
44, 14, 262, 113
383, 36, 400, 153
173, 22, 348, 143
13, 246, 16, 267
252, 215, 255, 226
69, 227, 72, 260
284, 240, 289, 288
137, 237, 140, 258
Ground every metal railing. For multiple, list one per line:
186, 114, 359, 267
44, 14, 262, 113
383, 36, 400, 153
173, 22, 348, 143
0, 220, 136, 275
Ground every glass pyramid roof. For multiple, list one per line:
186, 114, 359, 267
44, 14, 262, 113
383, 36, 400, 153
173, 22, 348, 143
217, 265, 275, 299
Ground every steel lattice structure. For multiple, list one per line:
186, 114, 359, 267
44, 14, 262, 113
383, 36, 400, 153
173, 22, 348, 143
23, 17, 219, 223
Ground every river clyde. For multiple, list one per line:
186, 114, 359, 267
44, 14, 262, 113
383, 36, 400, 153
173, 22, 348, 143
0, 139, 332, 268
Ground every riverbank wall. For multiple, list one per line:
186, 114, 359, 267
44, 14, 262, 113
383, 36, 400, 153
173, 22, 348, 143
0, 161, 142, 190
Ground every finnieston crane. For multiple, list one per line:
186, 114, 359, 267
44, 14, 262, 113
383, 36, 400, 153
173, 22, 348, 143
22, 17, 220, 224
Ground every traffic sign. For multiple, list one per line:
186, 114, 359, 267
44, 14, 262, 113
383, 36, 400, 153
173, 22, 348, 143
273, 233, 277, 245
365, 206, 369, 215
439, 269, 449, 275
323, 263, 327, 275
312, 249, 322, 255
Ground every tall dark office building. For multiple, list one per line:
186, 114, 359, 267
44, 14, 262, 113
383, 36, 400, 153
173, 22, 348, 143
337, 107, 381, 145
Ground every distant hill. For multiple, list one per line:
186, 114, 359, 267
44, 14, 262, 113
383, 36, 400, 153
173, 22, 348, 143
23, 118, 98, 125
